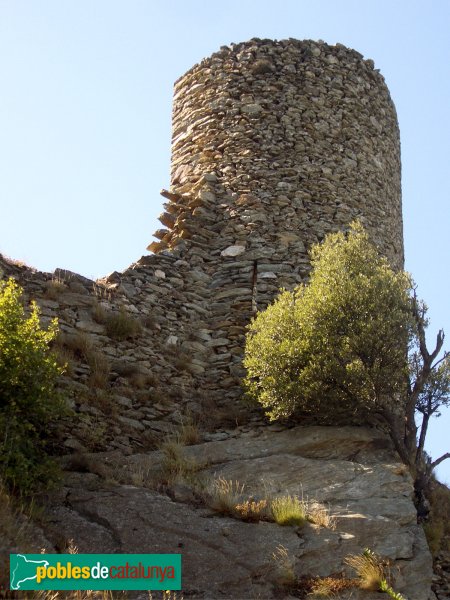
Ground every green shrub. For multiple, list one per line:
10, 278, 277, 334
244, 221, 413, 423
0, 279, 64, 495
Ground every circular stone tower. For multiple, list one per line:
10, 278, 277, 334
158, 38, 403, 268
149, 39, 404, 397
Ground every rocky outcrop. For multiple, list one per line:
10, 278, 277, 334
43, 426, 434, 599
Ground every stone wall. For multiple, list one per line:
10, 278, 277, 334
1, 38, 404, 449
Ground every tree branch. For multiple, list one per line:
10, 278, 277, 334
416, 412, 430, 464
431, 452, 450, 469
431, 351, 449, 371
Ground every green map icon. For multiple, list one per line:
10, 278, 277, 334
10, 554, 50, 590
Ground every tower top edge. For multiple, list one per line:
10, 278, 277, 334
174, 38, 382, 87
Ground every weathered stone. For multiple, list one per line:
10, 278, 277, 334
220, 245, 246, 257
117, 416, 145, 432
240, 103, 263, 115
43, 426, 434, 600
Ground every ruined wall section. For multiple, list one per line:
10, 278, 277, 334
0, 254, 221, 454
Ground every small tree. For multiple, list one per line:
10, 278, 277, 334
244, 222, 449, 491
0, 278, 64, 495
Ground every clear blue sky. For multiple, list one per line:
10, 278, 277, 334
0, 0, 449, 482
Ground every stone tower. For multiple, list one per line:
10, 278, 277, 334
147, 38, 404, 401
0, 38, 406, 442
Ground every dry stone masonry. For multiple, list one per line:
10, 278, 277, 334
0, 38, 405, 446
148, 37, 404, 404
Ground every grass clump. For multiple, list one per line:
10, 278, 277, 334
128, 458, 154, 488
234, 499, 269, 522
307, 576, 355, 598
91, 301, 108, 324
60, 331, 93, 359
344, 547, 404, 597
208, 477, 246, 516
307, 502, 336, 530
177, 416, 200, 446
160, 439, 202, 485
105, 308, 142, 341
56, 331, 110, 390
344, 548, 385, 590
44, 276, 67, 299
87, 351, 110, 389
271, 494, 307, 526
272, 544, 297, 590
206, 480, 335, 529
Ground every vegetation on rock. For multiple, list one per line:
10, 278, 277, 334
345, 548, 405, 599
104, 307, 142, 341
244, 222, 450, 497
0, 278, 64, 495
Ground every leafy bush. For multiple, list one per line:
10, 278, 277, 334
244, 222, 413, 423
0, 279, 64, 495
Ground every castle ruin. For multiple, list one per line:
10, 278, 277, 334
1, 37, 405, 444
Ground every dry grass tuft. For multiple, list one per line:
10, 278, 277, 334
56, 332, 110, 390
87, 351, 110, 389
60, 331, 93, 360
234, 499, 269, 522
272, 544, 297, 589
208, 477, 246, 516
177, 416, 200, 446
44, 276, 67, 299
91, 301, 108, 324
105, 308, 142, 341
129, 461, 153, 488
307, 576, 355, 598
91, 283, 113, 303
344, 548, 386, 591
160, 439, 202, 484
54, 344, 75, 377
307, 502, 336, 530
